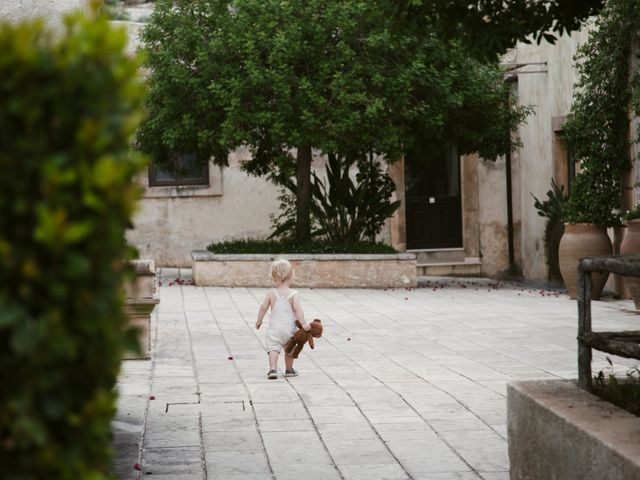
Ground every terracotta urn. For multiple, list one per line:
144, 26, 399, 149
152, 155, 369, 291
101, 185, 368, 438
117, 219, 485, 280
558, 223, 612, 299
620, 219, 640, 309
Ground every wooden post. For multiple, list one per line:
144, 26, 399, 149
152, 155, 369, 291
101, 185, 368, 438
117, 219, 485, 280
577, 263, 593, 391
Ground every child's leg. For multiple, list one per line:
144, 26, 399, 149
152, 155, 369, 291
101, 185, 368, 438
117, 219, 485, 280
268, 351, 279, 370
284, 353, 294, 370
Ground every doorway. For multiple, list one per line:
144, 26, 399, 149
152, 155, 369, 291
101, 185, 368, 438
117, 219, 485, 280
404, 146, 463, 249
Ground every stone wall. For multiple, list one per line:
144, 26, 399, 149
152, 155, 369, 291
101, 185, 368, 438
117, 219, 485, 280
192, 252, 417, 288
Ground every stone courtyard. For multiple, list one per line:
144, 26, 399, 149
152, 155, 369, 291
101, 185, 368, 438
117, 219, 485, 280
112, 270, 639, 480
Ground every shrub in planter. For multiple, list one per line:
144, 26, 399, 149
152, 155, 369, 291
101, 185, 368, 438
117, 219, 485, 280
207, 239, 397, 254
0, 10, 145, 479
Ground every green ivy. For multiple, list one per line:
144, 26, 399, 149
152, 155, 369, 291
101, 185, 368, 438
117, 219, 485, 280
564, 0, 640, 227
0, 10, 146, 479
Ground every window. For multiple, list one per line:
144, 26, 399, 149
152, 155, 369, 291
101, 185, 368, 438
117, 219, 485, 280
552, 116, 576, 194
148, 153, 209, 187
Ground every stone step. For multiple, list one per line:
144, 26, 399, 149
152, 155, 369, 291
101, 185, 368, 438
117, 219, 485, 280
410, 248, 466, 264
417, 258, 482, 277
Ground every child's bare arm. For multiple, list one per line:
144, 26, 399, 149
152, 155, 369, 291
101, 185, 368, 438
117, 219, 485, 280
292, 295, 310, 331
255, 293, 270, 330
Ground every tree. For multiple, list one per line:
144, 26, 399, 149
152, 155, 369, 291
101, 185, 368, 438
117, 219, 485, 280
563, 0, 640, 227
138, 0, 527, 241
389, 0, 605, 58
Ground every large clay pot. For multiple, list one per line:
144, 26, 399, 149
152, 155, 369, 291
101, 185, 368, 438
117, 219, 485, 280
620, 219, 640, 309
559, 223, 612, 299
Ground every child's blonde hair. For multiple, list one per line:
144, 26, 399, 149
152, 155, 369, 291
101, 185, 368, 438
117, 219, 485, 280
270, 258, 293, 283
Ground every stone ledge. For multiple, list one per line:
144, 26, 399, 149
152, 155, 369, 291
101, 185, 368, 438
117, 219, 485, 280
192, 251, 417, 288
192, 250, 416, 262
508, 379, 640, 480
129, 258, 156, 276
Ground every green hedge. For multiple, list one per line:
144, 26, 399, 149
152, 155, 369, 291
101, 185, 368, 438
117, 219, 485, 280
0, 11, 145, 479
207, 239, 397, 254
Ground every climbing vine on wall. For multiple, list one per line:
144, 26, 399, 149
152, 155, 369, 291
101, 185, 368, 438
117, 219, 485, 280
564, 0, 640, 227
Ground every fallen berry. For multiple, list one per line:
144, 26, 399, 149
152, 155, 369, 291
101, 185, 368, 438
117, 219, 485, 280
134, 463, 142, 471
149, 395, 156, 400
227, 356, 234, 360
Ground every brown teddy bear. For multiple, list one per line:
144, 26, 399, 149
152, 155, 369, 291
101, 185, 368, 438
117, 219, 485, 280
284, 319, 323, 359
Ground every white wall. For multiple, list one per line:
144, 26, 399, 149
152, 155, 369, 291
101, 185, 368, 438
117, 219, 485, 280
475, 28, 589, 280
514, 29, 589, 281
128, 152, 282, 267
0, 0, 86, 30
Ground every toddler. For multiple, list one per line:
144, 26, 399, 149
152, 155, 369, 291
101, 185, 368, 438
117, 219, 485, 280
255, 259, 310, 379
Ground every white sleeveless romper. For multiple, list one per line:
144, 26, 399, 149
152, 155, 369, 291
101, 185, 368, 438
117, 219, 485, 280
265, 289, 298, 353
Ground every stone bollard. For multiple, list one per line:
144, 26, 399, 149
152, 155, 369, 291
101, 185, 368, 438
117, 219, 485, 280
124, 259, 159, 360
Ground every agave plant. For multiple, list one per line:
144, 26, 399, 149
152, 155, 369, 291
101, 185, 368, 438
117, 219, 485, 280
270, 153, 400, 243
532, 179, 568, 283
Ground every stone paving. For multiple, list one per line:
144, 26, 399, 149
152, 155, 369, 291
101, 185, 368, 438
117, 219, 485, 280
112, 269, 640, 480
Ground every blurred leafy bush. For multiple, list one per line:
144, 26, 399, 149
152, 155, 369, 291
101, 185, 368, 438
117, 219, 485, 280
0, 9, 145, 479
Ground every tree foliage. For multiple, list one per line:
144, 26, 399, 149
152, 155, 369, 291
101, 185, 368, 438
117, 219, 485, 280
138, 0, 528, 240
0, 10, 145, 479
389, 0, 605, 58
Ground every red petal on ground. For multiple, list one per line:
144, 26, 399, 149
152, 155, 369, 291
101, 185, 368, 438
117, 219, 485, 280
149, 395, 156, 400
133, 463, 142, 471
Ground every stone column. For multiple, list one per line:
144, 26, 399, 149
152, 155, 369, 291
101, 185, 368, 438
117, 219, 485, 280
461, 154, 480, 258
388, 158, 406, 251
124, 259, 159, 359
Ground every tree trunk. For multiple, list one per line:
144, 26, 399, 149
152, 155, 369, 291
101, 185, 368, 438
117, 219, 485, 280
295, 145, 312, 242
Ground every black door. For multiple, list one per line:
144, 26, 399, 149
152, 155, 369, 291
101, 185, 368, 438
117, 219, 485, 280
405, 147, 462, 249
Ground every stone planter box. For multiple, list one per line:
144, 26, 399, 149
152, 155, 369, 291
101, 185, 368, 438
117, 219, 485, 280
508, 379, 640, 480
124, 259, 159, 360
191, 251, 417, 288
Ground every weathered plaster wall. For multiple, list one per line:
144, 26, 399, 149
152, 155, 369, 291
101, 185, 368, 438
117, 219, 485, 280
0, 0, 86, 30
127, 159, 282, 267
476, 29, 590, 280
477, 155, 511, 277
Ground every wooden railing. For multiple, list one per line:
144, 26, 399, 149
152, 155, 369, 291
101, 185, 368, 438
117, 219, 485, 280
577, 255, 640, 391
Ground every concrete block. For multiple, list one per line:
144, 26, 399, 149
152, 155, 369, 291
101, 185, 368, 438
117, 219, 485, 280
507, 379, 640, 480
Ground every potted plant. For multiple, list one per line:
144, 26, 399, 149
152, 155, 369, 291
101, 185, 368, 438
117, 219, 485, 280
558, 174, 618, 299
620, 204, 640, 308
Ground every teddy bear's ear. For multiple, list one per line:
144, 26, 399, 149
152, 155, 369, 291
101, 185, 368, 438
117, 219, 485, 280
313, 319, 321, 323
